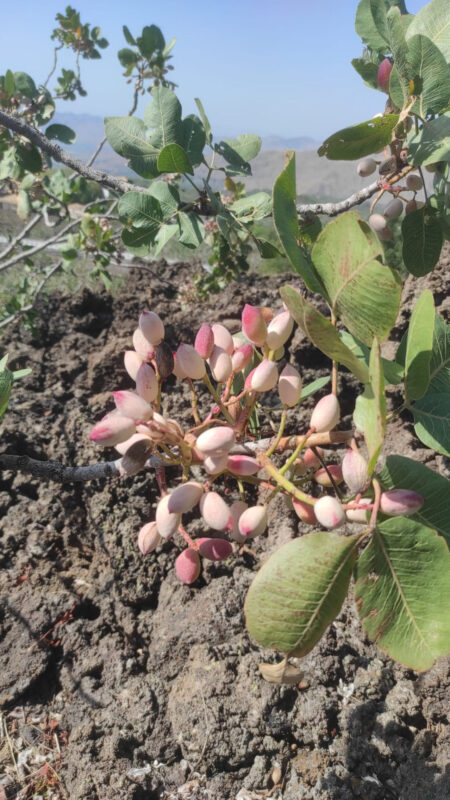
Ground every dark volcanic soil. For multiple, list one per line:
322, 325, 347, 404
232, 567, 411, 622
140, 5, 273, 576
1, 253, 449, 800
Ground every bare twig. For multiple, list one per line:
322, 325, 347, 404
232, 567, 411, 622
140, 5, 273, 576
0, 211, 44, 261
0, 453, 122, 482
0, 110, 149, 197
0, 260, 64, 328
296, 182, 379, 217
0, 198, 116, 273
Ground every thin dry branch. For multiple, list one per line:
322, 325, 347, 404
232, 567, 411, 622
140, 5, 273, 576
0, 110, 149, 196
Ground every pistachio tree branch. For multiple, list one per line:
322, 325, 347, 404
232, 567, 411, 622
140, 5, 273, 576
0, 453, 122, 482
0, 430, 354, 484
1, 109, 395, 220
0, 110, 149, 196
296, 183, 379, 217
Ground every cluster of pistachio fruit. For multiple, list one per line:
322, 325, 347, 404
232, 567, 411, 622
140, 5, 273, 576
89, 303, 424, 584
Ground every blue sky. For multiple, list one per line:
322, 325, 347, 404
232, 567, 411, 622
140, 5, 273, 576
2, 0, 427, 140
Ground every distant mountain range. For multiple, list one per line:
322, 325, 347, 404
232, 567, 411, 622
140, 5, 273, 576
51, 112, 368, 203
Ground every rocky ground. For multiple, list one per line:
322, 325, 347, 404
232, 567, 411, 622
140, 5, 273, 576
0, 251, 449, 800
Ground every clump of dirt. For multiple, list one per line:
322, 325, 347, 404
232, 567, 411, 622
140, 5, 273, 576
0, 252, 449, 800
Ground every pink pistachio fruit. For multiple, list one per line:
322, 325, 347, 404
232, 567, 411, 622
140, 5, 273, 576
229, 500, 248, 544
167, 482, 204, 514
266, 311, 294, 350
380, 489, 424, 516
194, 323, 214, 359
197, 537, 233, 561
211, 323, 234, 355
238, 505, 268, 538
242, 304, 267, 346
139, 310, 164, 346
175, 548, 201, 584
124, 350, 143, 381
138, 522, 161, 555
292, 496, 317, 526
314, 465, 344, 487
310, 394, 340, 432
196, 426, 235, 457
314, 496, 345, 529
209, 346, 233, 383
132, 328, 156, 362
90, 412, 136, 447
232, 344, 253, 372
155, 495, 181, 539
135, 363, 158, 404
114, 391, 153, 422
226, 455, 261, 476
378, 58, 393, 93
200, 492, 233, 531
176, 343, 206, 380
342, 449, 370, 494
251, 359, 278, 392
278, 364, 302, 407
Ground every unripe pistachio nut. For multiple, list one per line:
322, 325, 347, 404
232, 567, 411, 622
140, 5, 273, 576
196, 426, 235, 457
202, 454, 229, 474
229, 500, 248, 543
314, 464, 344, 487
231, 343, 253, 372
200, 491, 233, 531
346, 497, 372, 523
90, 412, 136, 447
175, 548, 201, 584
357, 158, 377, 177
369, 213, 389, 233
342, 449, 370, 494
380, 489, 424, 516
292, 496, 317, 525
314, 495, 345, 529
226, 455, 261, 476
138, 522, 161, 555
406, 173, 423, 191
278, 364, 302, 407
209, 345, 233, 383
211, 323, 234, 355
251, 359, 278, 392
266, 311, 294, 350
119, 438, 153, 476
168, 481, 203, 514
135, 363, 158, 404
378, 58, 393, 93
132, 328, 156, 362
310, 393, 340, 432
114, 391, 153, 422
124, 350, 143, 381
303, 447, 324, 469
384, 198, 403, 220
197, 537, 233, 561
115, 432, 151, 455
139, 310, 164, 346
195, 323, 215, 359
242, 303, 267, 346
238, 505, 268, 538
156, 494, 181, 539
176, 343, 206, 380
